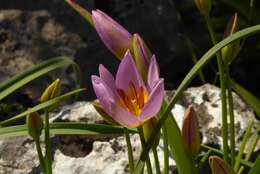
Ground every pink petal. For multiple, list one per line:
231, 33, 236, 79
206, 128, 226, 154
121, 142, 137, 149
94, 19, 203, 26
91, 75, 116, 115
99, 64, 117, 95
147, 55, 160, 90
92, 10, 132, 59
112, 104, 143, 128
140, 79, 164, 121
116, 50, 146, 91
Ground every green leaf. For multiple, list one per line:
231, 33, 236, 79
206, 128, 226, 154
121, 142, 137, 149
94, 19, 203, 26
0, 88, 85, 126
230, 78, 260, 118
165, 113, 192, 173
133, 24, 260, 174
0, 57, 81, 101
201, 145, 254, 168
234, 119, 254, 171
248, 153, 260, 174
0, 122, 137, 138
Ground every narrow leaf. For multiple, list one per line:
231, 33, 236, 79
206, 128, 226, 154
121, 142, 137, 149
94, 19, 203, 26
230, 78, 260, 118
133, 24, 260, 174
0, 88, 85, 126
0, 122, 137, 138
248, 153, 260, 174
234, 119, 254, 171
0, 57, 81, 101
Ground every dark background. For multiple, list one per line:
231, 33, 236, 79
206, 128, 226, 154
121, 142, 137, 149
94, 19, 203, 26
0, 0, 259, 104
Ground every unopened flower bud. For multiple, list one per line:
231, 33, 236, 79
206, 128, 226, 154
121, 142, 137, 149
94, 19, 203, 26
209, 156, 236, 174
26, 111, 43, 139
132, 34, 152, 79
221, 13, 240, 65
40, 79, 61, 103
194, 0, 212, 16
92, 10, 132, 59
182, 105, 201, 156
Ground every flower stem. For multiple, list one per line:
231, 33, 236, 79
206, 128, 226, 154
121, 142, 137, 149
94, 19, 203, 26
152, 147, 160, 174
162, 126, 169, 174
35, 137, 47, 174
226, 67, 235, 167
204, 15, 229, 163
44, 110, 52, 174
124, 128, 134, 173
138, 127, 153, 174
238, 124, 260, 174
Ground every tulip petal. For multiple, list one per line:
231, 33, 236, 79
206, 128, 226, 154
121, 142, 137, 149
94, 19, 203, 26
116, 50, 146, 91
140, 79, 164, 121
91, 75, 116, 115
99, 64, 117, 95
112, 104, 143, 128
92, 10, 132, 59
133, 33, 152, 67
147, 55, 160, 90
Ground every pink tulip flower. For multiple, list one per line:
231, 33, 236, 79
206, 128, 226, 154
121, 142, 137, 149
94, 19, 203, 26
91, 50, 164, 128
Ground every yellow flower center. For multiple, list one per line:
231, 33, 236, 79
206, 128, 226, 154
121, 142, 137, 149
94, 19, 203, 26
117, 81, 148, 116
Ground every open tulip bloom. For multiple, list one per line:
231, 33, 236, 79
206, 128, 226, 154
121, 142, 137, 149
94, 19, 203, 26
92, 50, 164, 128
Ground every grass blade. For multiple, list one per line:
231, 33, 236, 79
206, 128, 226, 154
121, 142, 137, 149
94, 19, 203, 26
230, 78, 260, 118
133, 24, 260, 174
0, 122, 137, 138
0, 88, 85, 126
248, 153, 260, 174
0, 57, 81, 101
234, 119, 254, 171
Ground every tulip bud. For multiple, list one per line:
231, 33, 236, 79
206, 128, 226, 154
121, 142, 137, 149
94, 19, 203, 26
26, 111, 43, 139
132, 34, 152, 80
92, 100, 118, 125
92, 10, 132, 59
221, 13, 240, 65
209, 156, 236, 174
65, 0, 94, 26
182, 105, 201, 157
194, 0, 212, 16
40, 79, 61, 103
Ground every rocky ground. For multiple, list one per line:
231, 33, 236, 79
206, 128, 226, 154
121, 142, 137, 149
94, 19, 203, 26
0, 84, 259, 174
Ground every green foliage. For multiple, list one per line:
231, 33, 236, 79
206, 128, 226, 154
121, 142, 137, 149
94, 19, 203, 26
0, 57, 81, 101
0, 123, 136, 138
133, 24, 260, 174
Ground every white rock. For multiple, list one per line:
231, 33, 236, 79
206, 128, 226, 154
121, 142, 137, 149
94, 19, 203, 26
0, 84, 258, 174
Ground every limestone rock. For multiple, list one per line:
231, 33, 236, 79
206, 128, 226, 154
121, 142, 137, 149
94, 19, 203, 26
0, 84, 258, 174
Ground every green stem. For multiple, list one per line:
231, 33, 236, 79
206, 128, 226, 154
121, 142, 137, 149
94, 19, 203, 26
226, 67, 235, 167
138, 127, 153, 174
162, 126, 169, 174
238, 124, 260, 174
190, 157, 199, 174
184, 36, 206, 83
234, 120, 254, 172
35, 138, 47, 174
198, 149, 212, 170
152, 147, 160, 174
44, 110, 52, 174
204, 15, 229, 163
201, 145, 254, 168
124, 128, 134, 174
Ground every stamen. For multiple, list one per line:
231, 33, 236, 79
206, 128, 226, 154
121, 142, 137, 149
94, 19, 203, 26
117, 83, 148, 116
